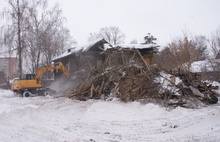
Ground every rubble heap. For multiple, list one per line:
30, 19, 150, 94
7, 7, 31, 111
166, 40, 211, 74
159, 71, 219, 108
66, 49, 159, 102
64, 49, 219, 108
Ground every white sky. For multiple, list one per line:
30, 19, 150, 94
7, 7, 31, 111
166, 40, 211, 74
1, 0, 220, 46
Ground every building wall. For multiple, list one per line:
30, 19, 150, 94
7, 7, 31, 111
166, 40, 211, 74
143, 55, 152, 64
0, 57, 17, 80
139, 48, 155, 65
52, 44, 156, 80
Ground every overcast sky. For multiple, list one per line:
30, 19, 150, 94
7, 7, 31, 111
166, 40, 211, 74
47, 0, 220, 46
1, 0, 220, 46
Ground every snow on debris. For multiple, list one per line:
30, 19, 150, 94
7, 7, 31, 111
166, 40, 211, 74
154, 71, 182, 95
207, 81, 220, 94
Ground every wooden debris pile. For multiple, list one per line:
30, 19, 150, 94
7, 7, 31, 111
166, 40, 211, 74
159, 71, 219, 108
63, 48, 219, 108
65, 49, 159, 102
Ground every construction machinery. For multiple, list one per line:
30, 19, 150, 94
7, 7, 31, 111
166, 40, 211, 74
11, 62, 70, 97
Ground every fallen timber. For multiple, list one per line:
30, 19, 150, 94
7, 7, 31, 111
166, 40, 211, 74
63, 48, 219, 108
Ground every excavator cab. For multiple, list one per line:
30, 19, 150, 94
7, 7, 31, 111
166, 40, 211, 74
22, 74, 35, 80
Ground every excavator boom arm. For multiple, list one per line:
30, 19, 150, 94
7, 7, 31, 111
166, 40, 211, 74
35, 62, 70, 81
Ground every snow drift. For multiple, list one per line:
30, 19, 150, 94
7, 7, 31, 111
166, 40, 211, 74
0, 89, 220, 142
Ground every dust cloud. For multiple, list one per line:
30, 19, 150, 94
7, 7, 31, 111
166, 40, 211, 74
48, 77, 77, 97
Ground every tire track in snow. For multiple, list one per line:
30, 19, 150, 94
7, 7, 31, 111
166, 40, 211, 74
0, 93, 220, 142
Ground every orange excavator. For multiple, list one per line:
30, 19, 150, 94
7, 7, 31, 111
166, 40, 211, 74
11, 62, 70, 97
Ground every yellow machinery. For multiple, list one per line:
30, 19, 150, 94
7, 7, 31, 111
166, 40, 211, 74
11, 62, 70, 97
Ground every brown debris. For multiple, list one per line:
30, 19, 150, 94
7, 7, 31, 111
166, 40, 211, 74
65, 49, 159, 102
161, 71, 219, 108
63, 48, 219, 108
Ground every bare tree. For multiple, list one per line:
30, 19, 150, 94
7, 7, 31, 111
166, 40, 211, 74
22, 1, 76, 73
1, 0, 30, 78
1, 0, 76, 75
192, 35, 208, 60
154, 36, 202, 72
23, 0, 49, 72
41, 25, 75, 66
34, 3, 75, 69
88, 26, 125, 45
210, 27, 220, 58
207, 27, 220, 77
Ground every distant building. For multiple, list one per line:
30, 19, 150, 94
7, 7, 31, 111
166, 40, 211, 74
0, 56, 17, 80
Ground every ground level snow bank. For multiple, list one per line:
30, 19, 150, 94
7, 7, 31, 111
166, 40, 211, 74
0, 89, 220, 142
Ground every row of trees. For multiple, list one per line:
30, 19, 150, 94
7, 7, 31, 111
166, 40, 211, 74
1, 1, 220, 79
88, 27, 220, 61
88, 27, 220, 74
154, 28, 220, 72
210, 27, 220, 57
0, 1, 126, 79
0, 0, 75, 78
154, 35, 207, 71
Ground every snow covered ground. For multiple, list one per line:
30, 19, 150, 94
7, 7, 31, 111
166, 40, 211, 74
0, 89, 220, 142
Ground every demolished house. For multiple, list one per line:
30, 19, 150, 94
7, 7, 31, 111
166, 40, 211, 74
52, 39, 159, 75
52, 38, 219, 108
52, 38, 160, 100
52, 38, 111, 79
157, 55, 220, 108
155, 55, 220, 108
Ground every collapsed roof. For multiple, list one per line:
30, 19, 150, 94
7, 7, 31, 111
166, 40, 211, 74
52, 38, 159, 62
